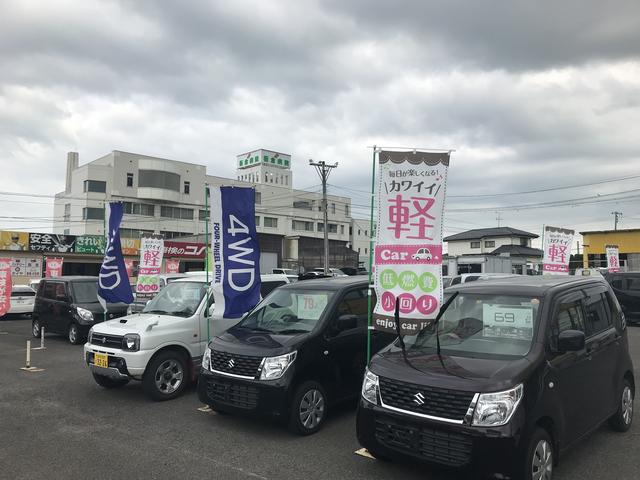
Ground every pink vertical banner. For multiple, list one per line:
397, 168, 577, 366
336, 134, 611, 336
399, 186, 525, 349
45, 257, 64, 277
165, 258, 180, 274
372, 150, 451, 334
606, 245, 620, 273
124, 258, 135, 279
0, 258, 12, 317
542, 226, 574, 275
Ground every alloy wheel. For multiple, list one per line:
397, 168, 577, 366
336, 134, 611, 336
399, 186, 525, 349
622, 386, 633, 425
154, 359, 183, 395
299, 389, 325, 429
68, 325, 78, 343
532, 439, 553, 480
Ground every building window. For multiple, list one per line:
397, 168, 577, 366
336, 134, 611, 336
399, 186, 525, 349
199, 209, 209, 221
63, 228, 70, 235
364, 247, 368, 254
124, 202, 155, 216
120, 228, 153, 238
358, 248, 361, 254
340, 225, 345, 234
349, 227, 353, 235
264, 217, 278, 228
365, 230, 368, 236
284, 160, 289, 167
184, 181, 190, 195
160, 231, 191, 239
331, 203, 336, 214
255, 216, 260, 226
160, 206, 194, 220
83, 180, 106, 193
265, 173, 268, 182
264, 155, 269, 162
126, 173, 133, 187
293, 220, 314, 231
255, 192, 261, 204
138, 170, 180, 192
358, 229, 361, 236
485, 240, 495, 248
520, 238, 528, 247
471, 241, 481, 248
293, 201, 312, 210
63, 203, 71, 221
317, 223, 338, 233
82, 207, 104, 220
285, 176, 288, 185
345, 205, 349, 216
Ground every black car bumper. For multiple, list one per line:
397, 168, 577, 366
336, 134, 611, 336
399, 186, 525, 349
197, 368, 290, 418
356, 400, 524, 476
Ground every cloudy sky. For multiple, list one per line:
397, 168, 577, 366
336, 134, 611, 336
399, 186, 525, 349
1, 0, 639, 248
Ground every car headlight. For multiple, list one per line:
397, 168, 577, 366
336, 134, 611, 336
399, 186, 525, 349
361, 369, 379, 405
259, 351, 297, 380
202, 346, 211, 371
472, 384, 523, 427
122, 333, 140, 352
76, 307, 94, 322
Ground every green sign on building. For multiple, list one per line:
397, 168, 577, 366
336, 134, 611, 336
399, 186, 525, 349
75, 235, 105, 254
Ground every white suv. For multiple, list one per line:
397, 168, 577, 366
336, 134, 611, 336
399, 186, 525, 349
83, 274, 289, 401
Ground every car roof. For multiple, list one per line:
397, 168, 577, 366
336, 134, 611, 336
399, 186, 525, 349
13, 285, 35, 291
279, 276, 368, 290
447, 275, 607, 296
43, 276, 98, 282
173, 273, 290, 284
604, 271, 640, 276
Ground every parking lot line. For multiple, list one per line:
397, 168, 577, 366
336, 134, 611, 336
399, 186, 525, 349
197, 405, 217, 414
354, 448, 375, 459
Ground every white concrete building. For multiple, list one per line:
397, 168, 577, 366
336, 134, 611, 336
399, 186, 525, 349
54, 150, 357, 271
350, 217, 376, 267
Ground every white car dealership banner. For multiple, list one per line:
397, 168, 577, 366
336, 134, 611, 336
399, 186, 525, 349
373, 150, 450, 334
606, 245, 621, 273
542, 226, 574, 275
135, 235, 165, 299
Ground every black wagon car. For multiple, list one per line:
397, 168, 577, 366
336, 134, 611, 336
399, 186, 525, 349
357, 276, 634, 480
32, 276, 128, 345
197, 277, 396, 435
604, 271, 640, 325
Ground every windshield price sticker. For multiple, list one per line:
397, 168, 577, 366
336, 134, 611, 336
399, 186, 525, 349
296, 294, 328, 320
483, 304, 534, 340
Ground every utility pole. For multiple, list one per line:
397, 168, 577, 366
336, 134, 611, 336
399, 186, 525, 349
496, 211, 502, 227
309, 159, 338, 275
611, 211, 622, 231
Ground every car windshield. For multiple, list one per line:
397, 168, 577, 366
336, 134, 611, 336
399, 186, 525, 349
403, 293, 541, 358
142, 281, 207, 317
236, 288, 336, 334
73, 281, 99, 303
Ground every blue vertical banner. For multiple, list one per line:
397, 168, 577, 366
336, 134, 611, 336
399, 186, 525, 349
210, 186, 261, 319
98, 202, 134, 308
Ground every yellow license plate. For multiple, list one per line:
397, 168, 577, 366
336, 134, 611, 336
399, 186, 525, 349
94, 353, 109, 368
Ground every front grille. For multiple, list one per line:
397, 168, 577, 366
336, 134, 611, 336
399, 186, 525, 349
211, 350, 263, 378
374, 417, 473, 467
206, 377, 259, 410
379, 377, 475, 421
90, 333, 123, 348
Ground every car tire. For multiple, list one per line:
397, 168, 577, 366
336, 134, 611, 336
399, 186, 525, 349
92, 372, 129, 389
520, 428, 554, 480
142, 350, 188, 401
68, 322, 82, 345
609, 378, 634, 432
32, 318, 41, 338
288, 380, 327, 435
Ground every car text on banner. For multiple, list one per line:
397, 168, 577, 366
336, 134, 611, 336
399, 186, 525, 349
542, 226, 574, 275
210, 186, 261, 319
373, 150, 450, 334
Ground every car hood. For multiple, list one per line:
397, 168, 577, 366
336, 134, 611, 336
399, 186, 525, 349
91, 313, 185, 335
75, 302, 128, 315
371, 347, 535, 393
211, 326, 308, 357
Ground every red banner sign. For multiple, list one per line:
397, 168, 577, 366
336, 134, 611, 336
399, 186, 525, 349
165, 258, 181, 273
124, 259, 135, 279
45, 257, 64, 277
164, 241, 206, 258
0, 258, 13, 317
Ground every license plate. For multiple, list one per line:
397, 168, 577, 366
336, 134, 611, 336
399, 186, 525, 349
94, 353, 109, 368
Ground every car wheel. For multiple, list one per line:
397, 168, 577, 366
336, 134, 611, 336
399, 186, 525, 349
288, 381, 327, 435
522, 428, 554, 480
92, 372, 129, 389
68, 323, 82, 345
142, 351, 188, 401
609, 378, 634, 432
32, 318, 41, 338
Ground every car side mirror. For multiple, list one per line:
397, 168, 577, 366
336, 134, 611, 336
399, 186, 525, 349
557, 330, 585, 352
336, 314, 358, 331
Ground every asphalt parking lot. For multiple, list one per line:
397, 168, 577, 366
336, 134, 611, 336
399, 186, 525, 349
1, 318, 640, 480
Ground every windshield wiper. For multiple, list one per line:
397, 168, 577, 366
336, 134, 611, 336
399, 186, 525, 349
168, 308, 193, 317
237, 325, 273, 333
144, 309, 170, 315
275, 328, 309, 335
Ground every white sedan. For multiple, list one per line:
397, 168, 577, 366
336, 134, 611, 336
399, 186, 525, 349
8, 285, 36, 316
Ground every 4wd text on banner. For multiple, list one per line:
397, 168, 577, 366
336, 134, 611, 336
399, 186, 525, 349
542, 226, 574, 275
0, 258, 12, 317
210, 186, 261, 319
373, 150, 450, 334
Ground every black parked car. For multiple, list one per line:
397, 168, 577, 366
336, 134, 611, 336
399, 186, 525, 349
604, 271, 640, 325
357, 276, 634, 480
198, 277, 395, 435
32, 276, 128, 345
